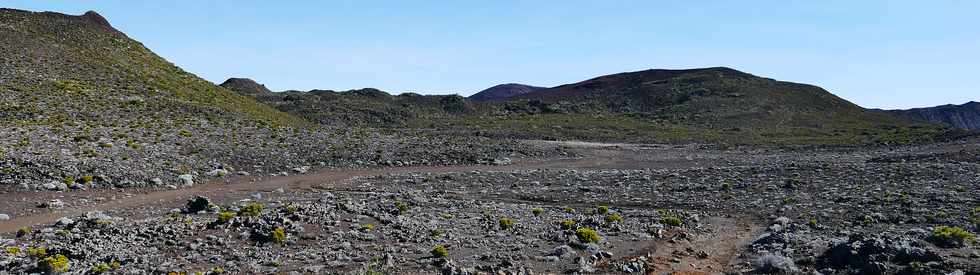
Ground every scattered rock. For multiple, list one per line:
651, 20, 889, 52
178, 174, 195, 186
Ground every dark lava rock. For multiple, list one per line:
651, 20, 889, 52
817, 234, 941, 274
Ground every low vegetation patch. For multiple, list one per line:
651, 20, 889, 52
928, 226, 976, 248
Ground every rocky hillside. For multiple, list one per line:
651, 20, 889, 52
0, 9, 550, 192
887, 101, 980, 131
469, 83, 545, 101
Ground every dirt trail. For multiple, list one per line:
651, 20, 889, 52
643, 216, 762, 274
0, 157, 600, 233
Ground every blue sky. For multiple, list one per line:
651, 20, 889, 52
4, 1, 978, 109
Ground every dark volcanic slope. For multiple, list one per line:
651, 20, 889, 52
219, 78, 273, 96
514, 67, 856, 114
469, 83, 545, 101
887, 101, 980, 131
510, 67, 919, 128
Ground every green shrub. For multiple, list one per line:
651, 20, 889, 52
5, 246, 20, 255
239, 203, 264, 217
38, 254, 70, 273
532, 207, 544, 217
91, 262, 111, 274
721, 182, 732, 191
271, 227, 287, 245
560, 219, 576, 230
662, 215, 683, 227
431, 245, 449, 258
499, 217, 515, 230
284, 204, 300, 215
928, 226, 976, 248
430, 229, 445, 238
63, 176, 75, 185
81, 175, 94, 184
178, 129, 193, 137
126, 139, 140, 149
17, 227, 32, 238
27, 247, 46, 258
605, 213, 623, 223
597, 205, 609, 215
360, 224, 375, 231
394, 201, 410, 215
217, 211, 236, 223
576, 227, 601, 243
563, 206, 575, 214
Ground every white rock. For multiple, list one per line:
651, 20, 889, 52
56, 217, 74, 226
206, 169, 229, 177
0, 214, 10, 221
42, 181, 58, 191
150, 178, 163, 185
48, 199, 65, 209
178, 174, 194, 186
292, 166, 310, 174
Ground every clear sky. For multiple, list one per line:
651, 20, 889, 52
4, 1, 978, 109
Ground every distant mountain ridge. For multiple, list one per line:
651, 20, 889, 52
887, 101, 980, 131
469, 83, 545, 101
225, 67, 950, 145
